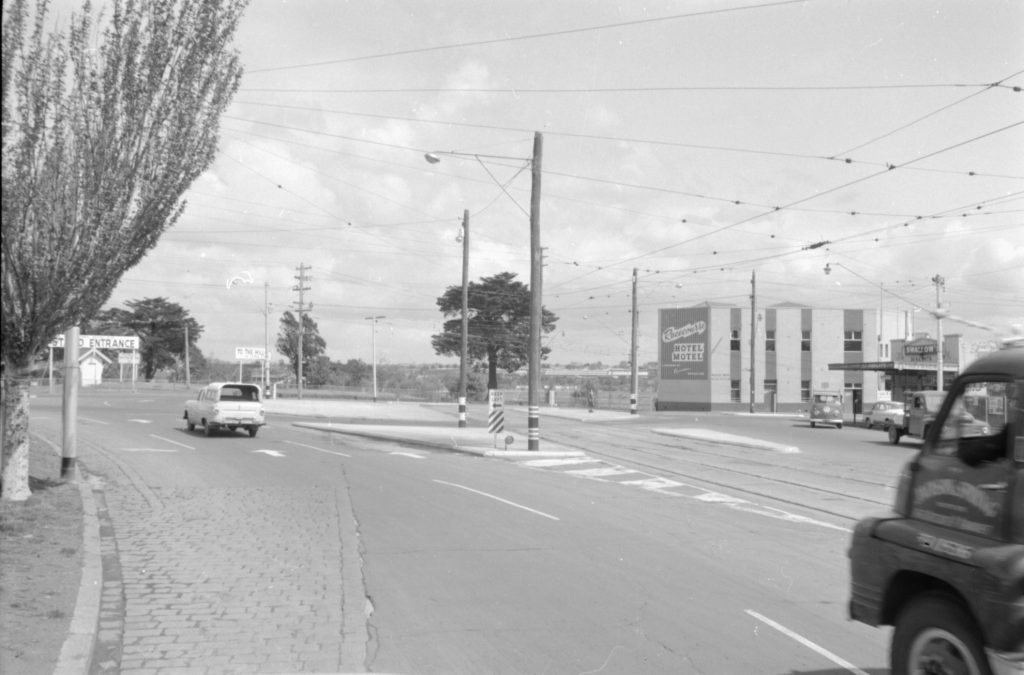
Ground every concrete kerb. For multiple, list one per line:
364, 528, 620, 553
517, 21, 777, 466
293, 422, 586, 459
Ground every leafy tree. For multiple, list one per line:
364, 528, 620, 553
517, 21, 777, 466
86, 298, 203, 380
1, 0, 248, 501
336, 358, 371, 387
276, 311, 326, 383
431, 272, 558, 390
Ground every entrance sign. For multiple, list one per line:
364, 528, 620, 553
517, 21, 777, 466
117, 352, 140, 365
50, 334, 139, 350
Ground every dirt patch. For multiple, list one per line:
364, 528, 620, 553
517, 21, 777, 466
0, 439, 84, 675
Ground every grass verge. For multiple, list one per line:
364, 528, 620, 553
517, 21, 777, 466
0, 437, 85, 675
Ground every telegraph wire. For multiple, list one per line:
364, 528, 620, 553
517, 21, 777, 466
246, 0, 809, 74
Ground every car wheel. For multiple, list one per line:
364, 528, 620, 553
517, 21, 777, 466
248, 426, 258, 438
187, 420, 195, 432
891, 593, 991, 675
810, 421, 816, 428
837, 423, 843, 429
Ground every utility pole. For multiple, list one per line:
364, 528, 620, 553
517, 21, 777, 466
630, 268, 639, 415
293, 263, 312, 399
61, 326, 80, 479
528, 131, 544, 451
184, 323, 190, 389
365, 316, 386, 401
749, 270, 757, 414
458, 209, 470, 427
932, 274, 946, 391
264, 281, 270, 395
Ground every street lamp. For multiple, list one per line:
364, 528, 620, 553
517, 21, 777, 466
458, 210, 469, 427
365, 315, 386, 402
425, 132, 544, 450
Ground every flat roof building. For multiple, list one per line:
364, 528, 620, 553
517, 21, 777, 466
655, 303, 963, 415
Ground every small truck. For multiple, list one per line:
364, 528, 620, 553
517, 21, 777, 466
848, 344, 1023, 675
184, 382, 265, 437
887, 389, 947, 445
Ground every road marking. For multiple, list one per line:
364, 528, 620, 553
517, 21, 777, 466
150, 434, 194, 450
390, 452, 425, 459
253, 449, 286, 458
284, 440, 350, 458
80, 416, 110, 426
128, 419, 152, 424
744, 610, 870, 675
121, 448, 177, 453
619, 476, 685, 491
566, 466, 639, 478
522, 457, 596, 468
433, 480, 560, 521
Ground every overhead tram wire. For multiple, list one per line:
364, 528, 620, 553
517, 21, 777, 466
245, 0, 809, 74
602, 119, 1024, 268
231, 102, 1023, 180
829, 68, 1024, 158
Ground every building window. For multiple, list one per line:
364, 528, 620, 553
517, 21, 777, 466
801, 380, 810, 401
765, 330, 776, 352
846, 381, 863, 391
730, 380, 741, 401
730, 329, 740, 351
844, 330, 862, 352
801, 330, 811, 352
764, 379, 777, 393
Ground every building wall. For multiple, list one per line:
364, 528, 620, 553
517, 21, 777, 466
657, 304, 884, 411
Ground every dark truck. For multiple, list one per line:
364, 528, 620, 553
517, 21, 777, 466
848, 344, 1023, 675
887, 389, 946, 445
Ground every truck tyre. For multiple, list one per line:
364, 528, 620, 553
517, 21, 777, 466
889, 425, 901, 444
248, 426, 258, 438
204, 422, 213, 437
891, 593, 992, 675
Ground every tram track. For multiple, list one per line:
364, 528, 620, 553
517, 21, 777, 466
536, 420, 898, 524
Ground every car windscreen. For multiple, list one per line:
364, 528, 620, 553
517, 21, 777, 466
220, 385, 260, 401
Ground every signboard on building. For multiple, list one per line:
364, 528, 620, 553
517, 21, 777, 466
235, 347, 266, 361
49, 334, 140, 350
659, 307, 710, 381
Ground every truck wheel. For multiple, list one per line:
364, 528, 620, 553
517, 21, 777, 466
204, 422, 213, 437
248, 426, 258, 438
888, 425, 901, 445
891, 593, 992, 675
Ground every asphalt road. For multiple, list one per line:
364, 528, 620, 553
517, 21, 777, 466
28, 389, 902, 674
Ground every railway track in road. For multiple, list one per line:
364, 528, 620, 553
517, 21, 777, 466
528, 420, 899, 527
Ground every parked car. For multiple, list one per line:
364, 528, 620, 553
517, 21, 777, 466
862, 401, 904, 429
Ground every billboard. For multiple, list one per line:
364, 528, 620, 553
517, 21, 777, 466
659, 307, 710, 381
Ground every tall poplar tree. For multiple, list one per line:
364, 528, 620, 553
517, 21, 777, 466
1, 0, 249, 501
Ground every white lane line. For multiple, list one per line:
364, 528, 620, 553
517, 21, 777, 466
150, 434, 194, 450
433, 480, 560, 521
566, 466, 639, 478
390, 452, 425, 459
619, 477, 685, 491
744, 609, 870, 675
80, 416, 110, 426
522, 457, 596, 468
284, 440, 351, 458
253, 449, 286, 458
128, 419, 152, 424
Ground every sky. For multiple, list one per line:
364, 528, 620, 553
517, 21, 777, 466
62, 0, 1024, 366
